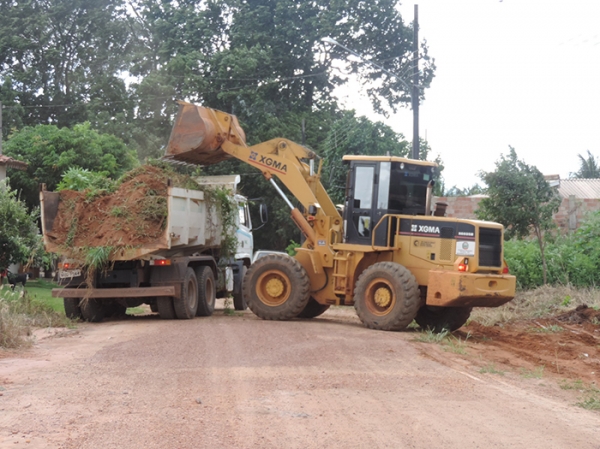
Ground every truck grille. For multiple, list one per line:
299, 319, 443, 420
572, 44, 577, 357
479, 227, 502, 267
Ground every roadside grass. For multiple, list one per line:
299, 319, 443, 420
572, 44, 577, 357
413, 329, 470, 355
470, 285, 600, 326
519, 366, 545, 379
560, 379, 600, 410
0, 282, 71, 349
479, 364, 505, 376
23, 279, 64, 312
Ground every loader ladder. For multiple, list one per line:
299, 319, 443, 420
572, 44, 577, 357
332, 251, 355, 295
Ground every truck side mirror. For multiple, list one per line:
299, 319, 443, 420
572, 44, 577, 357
259, 203, 268, 224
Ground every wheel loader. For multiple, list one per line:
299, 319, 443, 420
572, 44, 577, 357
165, 101, 516, 332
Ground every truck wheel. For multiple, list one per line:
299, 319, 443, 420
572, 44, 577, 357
354, 262, 420, 331
174, 267, 199, 319
298, 297, 330, 318
415, 306, 473, 333
64, 298, 82, 320
195, 266, 216, 317
106, 301, 127, 318
157, 296, 176, 319
80, 298, 107, 323
233, 265, 247, 311
244, 254, 310, 320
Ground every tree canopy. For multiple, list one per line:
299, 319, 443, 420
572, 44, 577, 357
0, 181, 39, 271
476, 146, 560, 284
570, 150, 600, 179
4, 123, 137, 210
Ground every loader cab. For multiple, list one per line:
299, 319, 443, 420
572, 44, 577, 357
342, 156, 437, 246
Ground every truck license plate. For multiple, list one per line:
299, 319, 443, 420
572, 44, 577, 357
59, 269, 81, 279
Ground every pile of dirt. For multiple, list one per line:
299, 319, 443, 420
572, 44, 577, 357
47, 165, 191, 250
456, 305, 600, 383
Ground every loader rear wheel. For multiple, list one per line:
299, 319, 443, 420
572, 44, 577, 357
354, 262, 420, 331
174, 268, 199, 320
298, 297, 330, 319
195, 266, 216, 317
64, 298, 82, 320
80, 298, 107, 323
233, 265, 247, 311
157, 296, 176, 319
244, 254, 310, 320
415, 306, 473, 333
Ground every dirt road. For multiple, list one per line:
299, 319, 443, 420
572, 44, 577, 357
1, 307, 599, 449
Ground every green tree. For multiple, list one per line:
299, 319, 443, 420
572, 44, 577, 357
0, 0, 131, 132
0, 181, 39, 271
571, 150, 600, 179
4, 123, 137, 210
320, 110, 410, 204
476, 147, 561, 284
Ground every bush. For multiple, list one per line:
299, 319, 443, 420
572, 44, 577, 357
505, 210, 600, 289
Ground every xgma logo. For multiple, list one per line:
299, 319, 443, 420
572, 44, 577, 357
249, 153, 288, 173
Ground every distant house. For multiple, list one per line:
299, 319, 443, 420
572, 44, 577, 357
434, 176, 600, 232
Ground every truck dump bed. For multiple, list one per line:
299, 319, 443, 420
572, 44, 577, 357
40, 184, 224, 261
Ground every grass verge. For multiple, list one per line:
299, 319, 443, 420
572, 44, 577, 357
1, 283, 71, 349
470, 285, 600, 326
413, 329, 471, 355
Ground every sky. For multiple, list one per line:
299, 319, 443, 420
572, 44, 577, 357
332, 0, 600, 190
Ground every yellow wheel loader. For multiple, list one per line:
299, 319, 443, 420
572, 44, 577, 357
166, 101, 516, 332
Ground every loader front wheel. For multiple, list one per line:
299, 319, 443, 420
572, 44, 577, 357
415, 306, 473, 333
174, 268, 199, 319
244, 254, 310, 320
298, 297, 330, 319
354, 262, 420, 331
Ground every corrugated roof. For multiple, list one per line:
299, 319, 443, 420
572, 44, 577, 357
0, 155, 28, 171
558, 178, 600, 199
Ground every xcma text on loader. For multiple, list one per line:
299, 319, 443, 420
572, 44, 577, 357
166, 101, 516, 332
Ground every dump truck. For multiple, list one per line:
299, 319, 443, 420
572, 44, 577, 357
40, 174, 257, 321
165, 101, 516, 332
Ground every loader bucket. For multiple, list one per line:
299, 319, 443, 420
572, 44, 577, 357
165, 101, 247, 165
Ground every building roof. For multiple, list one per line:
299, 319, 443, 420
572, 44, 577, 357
558, 178, 600, 199
0, 155, 28, 171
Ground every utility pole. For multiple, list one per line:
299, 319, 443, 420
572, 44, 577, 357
412, 5, 419, 160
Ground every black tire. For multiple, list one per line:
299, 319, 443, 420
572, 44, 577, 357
156, 296, 176, 319
195, 266, 216, 317
64, 298, 82, 320
298, 297, 330, 318
106, 301, 128, 318
415, 306, 473, 333
174, 267, 199, 320
80, 298, 107, 323
233, 265, 248, 311
354, 262, 420, 331
243, 254, 310, 320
